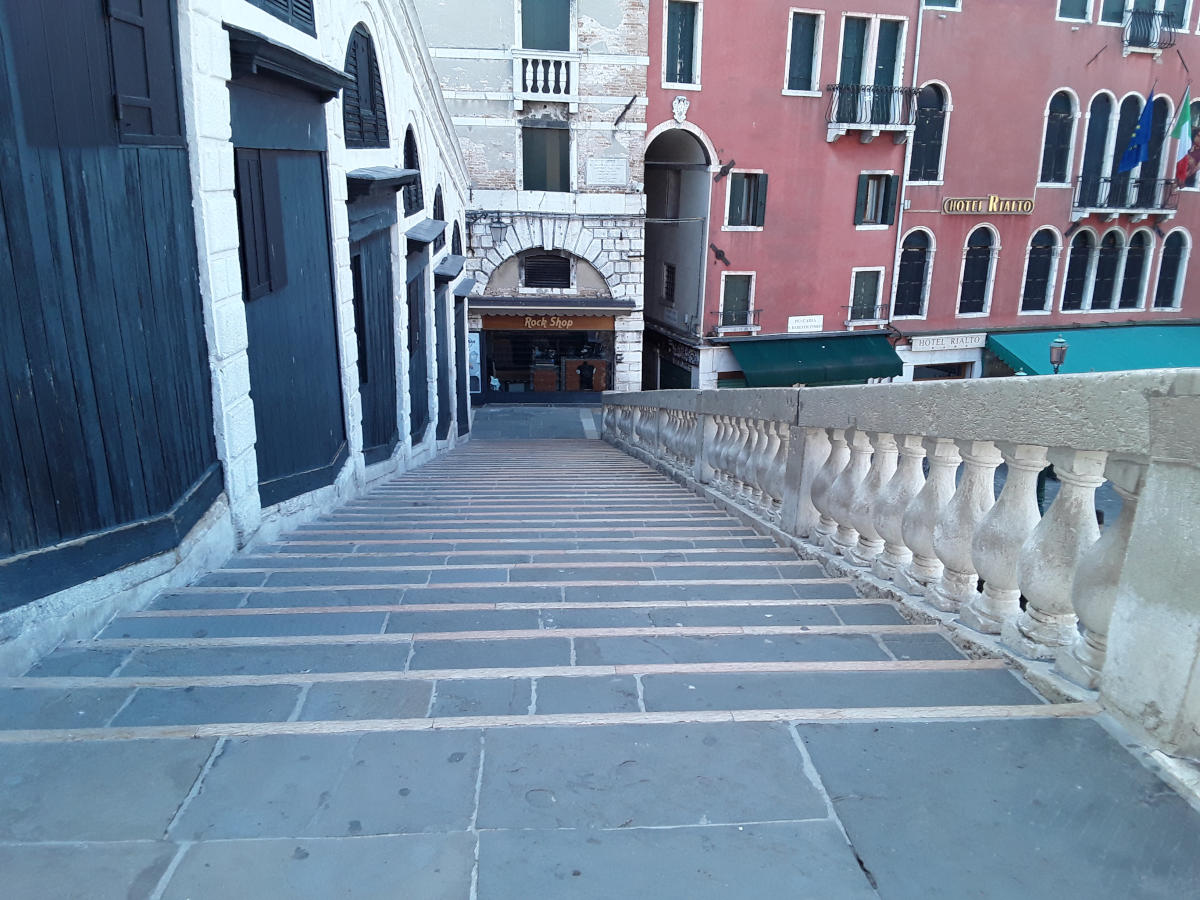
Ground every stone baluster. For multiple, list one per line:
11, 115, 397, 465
961, 444, 1047, 634
763, 422, 789, 523
897, 438, 961, 596
1002, 449, 1107, 660
750, 419, 778, 510
684, 412, 700, 471
783, 427, 832, 539
602, 405, 615, 437
1057, 458, 1146, 689
846, 432, 899, 567
810, 428, 850, 547
710, 416, 732, 491
927, 440, 1002, 613
872, 435, 926, 582
734, 418, 759, 502
696, 413, 718, 484
719, 415, 741, 495
827, 429, 874, 556
662, 410, 677, 467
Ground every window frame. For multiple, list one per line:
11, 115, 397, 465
1118, 228, 1154, 310
518, 123, 573, 193
1056, 0, 1094, 22
521, 251, 575, 292
908, 81, 951, 185
1087, 227, 1126, 312
663, 262, 677, 305
1179, 99, 1200, 190
662, 0, 704, 91
835, 13, 909, 92
723, 169, 768, 231
782, 8, 825, 97
1059, 227, 1099, 312
1018, 227, 1063, 316
516, 0, 576, 52
955, 224, 1000, 318
922, 0, 961, 10
848, 266, 887, 324
1153, 228, 1190, 309
890, 227, 935, 320
1037, 88, 1079, 188
854, 171, 898, 230
717, 270, 757, 331
245, 0, 318, 37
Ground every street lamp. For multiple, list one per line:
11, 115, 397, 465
1049, 335, 1068, 374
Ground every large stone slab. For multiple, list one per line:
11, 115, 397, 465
119, 644, 412, 677
0, 686, 133, 729
574, 634, 890, 666
646, 605, 842, 628
112, 685, 302, 726
431, 678, 532, 716
385, 608, 542, 633
409, 638, 570, 670
100, 612, 386, 639
476, 722, 825, 829
300, 680, 432, 721
0, 842, 177, 900
799, 718, 1200, 899
534, 675, 641, 714
23, 647, 128, 677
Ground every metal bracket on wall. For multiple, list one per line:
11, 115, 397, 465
709, 243, 731, 266
713, 160, 736, 182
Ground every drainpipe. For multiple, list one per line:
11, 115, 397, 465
891, 0, 927, 321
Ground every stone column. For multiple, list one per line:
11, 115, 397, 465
961, 444, 1048, 634
1003, 448, 1106, 660
872, 435, 926, 583
1057, 458, 1146, 689
782, 427, 832, 540
827, 429, 874, 556
847, 432, 899, 567
810, 428, 849, 548
928, 440, 1002, 613
695, 413, 717, 484
762, 422, 789, 523
896, 438, 961, 596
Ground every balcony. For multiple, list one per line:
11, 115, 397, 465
512, 49, 579, 112
825, 83, 921, 144
710, 307, 761, 335
1124, 9, 1177, 55
1072, 175, 1178, 222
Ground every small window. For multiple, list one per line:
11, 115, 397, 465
1021, 229, 1059, 313
1040, 92, 1075, 184
923, 0, 960, 8
665, 1, 700, 85
894, 230, 931, 317
1058, 0, 1090, 18
403, 128, 423, 215
663, 263, 677, 304
452, 222, 463, 257
850, 270, 883, 321
958, 227, 996, 315
1100, 0, 1124, 24
524, 254, 571, 288
854, 174, 898, 226
910, 85, 947, 182
522, 0, 571, 51
1154, 231, 1188, 308
726, 173, 768, 227
721, 274, 753, 327
343, 24, 389, 149
432, 187, 446, 253
107, 0, 184, 143
1062, 231, 1095, 311
246, 0, 317, 36
1090, 231, 1123, 310
785, 12, 820, 93
523, 126, 570, 192
1184, 100, 1200, 188
1165, 0, 1188, 28
1119, 231, 1150, 309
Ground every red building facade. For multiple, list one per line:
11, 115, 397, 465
642, 0, 1200, 387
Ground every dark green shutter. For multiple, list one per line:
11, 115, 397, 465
1165, 0, 1187, 27
728, 173, 746, 226
839, 18, 867, 83
1100, 0, 1124, 23
873, 20, 901, 89
522, 0, 570, 51
666, 2, 697, 84
881, 175, 898, 225
854, 174, 870, 225
1057, 0, 1089, 17
754, 174, 769, 227
107, 0, 183, 141
787, 13, 816, 91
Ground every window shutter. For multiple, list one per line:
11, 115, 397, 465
788, 13, 816, 92
754, 174, 769, 227
854, 175, 870, 225
106, 0, 183, 142
666, 2, 696, 84
249, 0, 316, 35
235, 149, 272, 301
524, 254, 571, 288
344, 26, 389, 149
882, 175, 898, 225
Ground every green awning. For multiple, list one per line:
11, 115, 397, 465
986, 325, 1200, 376
726, 333, 903, 387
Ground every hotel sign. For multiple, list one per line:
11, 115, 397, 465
942, 195, 1036, 215
909, 333, 987, 352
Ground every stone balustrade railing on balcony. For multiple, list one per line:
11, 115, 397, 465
602, 372, 1200, 759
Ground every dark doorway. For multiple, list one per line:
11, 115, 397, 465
407, 250, 431, 441
436, 285, 453, 441
350, 229, 398, 464
456, 298, 471, 436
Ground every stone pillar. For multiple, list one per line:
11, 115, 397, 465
782, 427, 832, 540
762, 422, 789, 523
1058, 458, 1145, 689
961, 443, 1048, 634
847, 432, 899, 567
827, 429, 874, 556
695, 413, 717, 484
928, 440, 1002, 613
1003, 448, 1106, 660
811, 428, 849, 547
872, 435, 926, 583
896, 438, 961, 596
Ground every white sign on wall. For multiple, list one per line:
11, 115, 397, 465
586, 158, 629, 186
787, 315, 824, 333
468, 332, 482, 393
909, 333, 987, 352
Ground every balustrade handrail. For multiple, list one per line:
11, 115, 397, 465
1073, 175, 1178, 213
512, 48, 581, 61
601, 371, 1200, 759
1124, 9, 1177, 50
710, 308, 761, 328
825, 83, 921, 128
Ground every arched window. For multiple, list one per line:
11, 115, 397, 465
343, 24, 389, 149
958, 227, 996, 315
1021, 228, 1059, 312
523, 253, 571, 288
452, 222, 463, 256
1154, 231, 1189, 308
1107, 95, 1143, 208
1135, 96, 1171, 208
1186, 99, 1200, 189
1062, 230, 1095, 311
1080, 94, 1113, 208
1040, 92, 1074, 184
432, 187, 445, 252
1091, 230, 1123, 310
910, 85, 947, 183
403, 128, 423, 215
894, 230, 932, 317
1119, 230, 1151, 309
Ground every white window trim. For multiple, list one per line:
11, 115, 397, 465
922, 0, 962, 11
907, 80, 952, 186
1036, 88, 1081, 188
1178, 101, 1200, 190
518, 250, 579, 295
1082, 228, 1127, 312
1058, 227, 1099, 312
1017, 227, 1063, 316
835, 13, 910, 92
848, 266, 887, 325
1076, 90, 1119, 206
855, 169, 895, 230
1097, 0, 1126, 27
889, 227, 935, 320
717, 270, 759, 333
782, 8, 825, 97
515, 123, 576, 194
722, 168, 766, 232
1117, 228, 1156, 310
661, 0, 704, 91
1055, 0, 1094, 23
955, 224, 1000, 319
1152, 228, 1190, 309
514, 0, 579, 52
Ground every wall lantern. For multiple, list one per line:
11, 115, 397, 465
1049, 335, 1069, 374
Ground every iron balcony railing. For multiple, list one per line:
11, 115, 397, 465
1125, 9, 1177, 51
825, 83, 921, 128
1073, 175, 1179, 214
848, 302, 886, 323
711, 308, 761, 329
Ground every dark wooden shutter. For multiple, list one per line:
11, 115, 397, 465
854, 175, 870, 225
522, 0, 571, 51
234, 148, 286, 300
754, 174, 769, 227
248, 0, 317, 36
787, 13, 817, 92
433, 188, 446, 252
881, 175, 898, 225
666, 2, 696, 84
524, 254, 571, 288
106, 0, 183, 143
403, 129, 424, 214
344, 26, 389, 149
1119, 233, 1148, 308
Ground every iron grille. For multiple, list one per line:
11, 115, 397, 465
826, 84, 921, 127
1125, 10, 1177, 50
1073, 176, 1179, 213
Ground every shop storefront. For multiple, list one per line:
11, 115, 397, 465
477, 314, 616, 403
894, 333, 986, 382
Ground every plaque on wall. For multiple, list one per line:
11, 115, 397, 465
586, 158, 629, 186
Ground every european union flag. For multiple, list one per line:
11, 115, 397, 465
1118, 91, 1156, 173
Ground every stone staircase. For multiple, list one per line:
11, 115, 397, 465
3, 440, 1197, 899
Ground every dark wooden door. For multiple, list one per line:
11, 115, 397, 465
407, 253, 430, 442
435, 285, 453, 441
455, 298, 470, 436
352, 231, 398, 464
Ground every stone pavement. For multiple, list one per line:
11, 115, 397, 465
2, 437, 1199, 899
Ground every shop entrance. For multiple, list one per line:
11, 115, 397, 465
480, 316, 615, 403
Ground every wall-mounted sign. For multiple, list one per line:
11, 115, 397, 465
481, 314, 615, 332
909, 332, 987, 352
586, 158, 629, 186
942, 196, 1035, 215
787, 315, 824, 333
468, 332, 482, 393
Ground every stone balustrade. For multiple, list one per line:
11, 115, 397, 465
603, 372, 1200, 758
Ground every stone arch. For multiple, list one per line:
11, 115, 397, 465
645, 119, 717, 168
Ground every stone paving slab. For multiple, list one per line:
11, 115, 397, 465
562, 583, 824, 604
0, 842, 177, 900
427, 566, 512, 583
476, 722, 827, 829
160, 834, 476, 900
100, 612, 387, 640
830, 603, 909, 625
118, 645, 413, 677
0, 686, 132, 729
401, 586, 562, 605
385, 608, 543, 633
299, 680, 432, 721
799, 718, 1200, 899
431, 678, 532, 716
573, 634, 892, 666
881, 633, 965, 660
0, 739, 217, 841
534, 674, 641, 714
241, 588, 406, 607
149, 590, 249, 610
409, 638, 571, 670
477, 821, 878, 900
171, 731, 482, 840
112, 685, 302, 727
22, 647, 129, 677
645, 604, 845, 628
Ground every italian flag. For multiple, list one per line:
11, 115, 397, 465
1173, 86, 1192, 182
